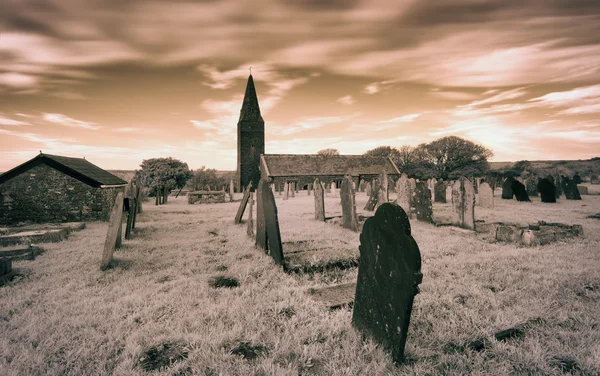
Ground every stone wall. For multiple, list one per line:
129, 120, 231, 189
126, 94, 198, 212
0, 164, 124, 225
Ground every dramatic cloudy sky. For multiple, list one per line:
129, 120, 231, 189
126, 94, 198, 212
1, 0, 600, 171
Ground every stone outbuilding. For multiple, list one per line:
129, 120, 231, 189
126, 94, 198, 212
0, 153, 127, 225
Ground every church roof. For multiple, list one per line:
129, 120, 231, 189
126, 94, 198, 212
260, 154, 400, 177
0, 153, 128, 188
238, 75, 263, 123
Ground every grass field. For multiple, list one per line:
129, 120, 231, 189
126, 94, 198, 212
1, 187, 599, 375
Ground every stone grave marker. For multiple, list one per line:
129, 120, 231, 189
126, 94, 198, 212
0, 258, 14, 285
291, 182, 296, 198
247, 191, 255, 237
502, 177, 515, 199
525, 177, 538, 197
472, 177, 479, 194
434, 180, 446, 203
234, 182, 252, 224
229, 179, 235, 201
283, 182, 289, 200
511, 180, 531, 202
256, 181, 267, 252
478, 182, 494, 209
352, 203, 422, 363
101, 192, 124, 270
376, 171, 389, 210
591, 175, 599, 185
365, 182, 372, 196
452, 177, 475, 230
364, 179, 380, 211
577, 185, 588, 195
260, 180, 284, 266
125, 197, 135, 240
553, 174, 563, 198
395, 174, 411, 218
446, 185, 452, 203
314, 178, 325, 221
341, 175, 359, 232
413, 182, 433, 223
561, 177, 581, 200
573, 173, 582, 185
538, 178, 556, 203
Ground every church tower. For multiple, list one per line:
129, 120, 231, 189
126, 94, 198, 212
237, 74, 265, 190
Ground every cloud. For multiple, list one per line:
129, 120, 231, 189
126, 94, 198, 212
529, 84, 600, 115
114, 127, 142, 133
0, 72, 38, 88
465, 87, 528, 107
429, 91, 480, 101
270, 116, 352, 136
42, 113, 101, 130
0, 114, 29, 126
336, 95, 355, 105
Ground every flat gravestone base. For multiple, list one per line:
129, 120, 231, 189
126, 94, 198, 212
309, 283, 356, 309
476, 221, 583, 246
0, 245, 44, 261
282, 240, 359, 273
0, 229, 69, 247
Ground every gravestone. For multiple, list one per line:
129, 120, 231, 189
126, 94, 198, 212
409, 178, 416, 195
452, 177, 475, 230
430, 178, 436, 202
0, 258, 14, 284
260, 180, 284, 266
101, 192, 124, 270
125, 197, 135, 240
553, 174, 563, 198
352, 203, 422, 363
413, 182, 433, 223
234, 182, 252, 224
446, 185, 452, 203
247, 191, 254, 237
573, 173, 582, 185
395, 174, 412, 218
314, 178, 325, 221
538, 178, 556, 203
578, 185, 588, 195
434, 180, 446, 203
561, 177, 581, 200
229, 179, 234, 201
502, 177, 515, 199
291, 182, 296, 198
591, 175, 599, 185
365, 182, 372, 197
511, 180, 531, 202
376, 171, 389, 210
471, 177, 478, 194
525, 177, 538, 197
364, 179, 380, 211
341, 175, 359, 231
283, 182, 289, 200
478, 182, 494, 209
255, 181, 267, 252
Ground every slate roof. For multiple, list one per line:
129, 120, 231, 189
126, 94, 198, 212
261, 154, 400, 177
0, 153, 128, 188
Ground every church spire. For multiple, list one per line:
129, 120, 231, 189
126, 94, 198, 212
239, 74, 264, 122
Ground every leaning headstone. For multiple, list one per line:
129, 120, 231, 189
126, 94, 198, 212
502, 177, 515, 199
434, 180, 446, 203
364, 179, 380, 211
352, 203, 422, 363
101, 192, 124, 270
561, 177, 581, 200
260, 180, 284, 266
395, 174, 412, 217
452, 177, 475, 230
125, 197, 135, 240
314, 178, 325, 221
376, 171, 389, 210
256, 181, 267, 252
413, 182, 433, 223
341, 175, 359, 231
234, 182, 252, 224
247, 192, 255, 237
478, 182, 494, 209
538, 178, 556, 203
511, 180, 530, 202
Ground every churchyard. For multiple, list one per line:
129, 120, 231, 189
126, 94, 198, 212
0, 183, 599, 375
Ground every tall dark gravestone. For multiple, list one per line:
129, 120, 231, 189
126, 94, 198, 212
413, 182, 433, 223
561, 177, 582, 200
434, 180, 446, 203
259, 180, 284, 266
502, 177, 515, 199
537, 178, 556, 203
352, 203, 422, 363
237, 75, 265, 190
511, 180, 531, 202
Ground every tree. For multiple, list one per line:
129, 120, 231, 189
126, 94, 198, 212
512, 160, 533, 175
139, 157, 192, 195
417, 136, 492, 179
317, 148, 340, 156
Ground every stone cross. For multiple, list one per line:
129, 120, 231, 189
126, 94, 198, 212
451, 177, 475, 230
341, 175, 359, 231
352, 203, 422, 364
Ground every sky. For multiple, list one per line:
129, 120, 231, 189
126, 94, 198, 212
1, 0, 600, 171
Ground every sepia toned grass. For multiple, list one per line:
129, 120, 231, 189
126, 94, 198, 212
0, 189, 598, 375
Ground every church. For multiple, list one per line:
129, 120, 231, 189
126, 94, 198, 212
237, 75, 399, 191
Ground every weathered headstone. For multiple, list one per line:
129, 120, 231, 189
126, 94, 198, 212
446, 185, 452, 202
125, 197, 135, 240
434, 180, 446, 203
561, 177, 582, 200
283, 182, 289, 200
394, 174, 412, 217
352, 203, 422, 364
229, 179, 235, 201
365, 182, 372, 197
525, 177, 538, 197
502, 177, 515, 199
364, 179, 380, 211
314, 178, 325, 221
452, 177, 475, 230
291, 182, 296, 198
538, 178, 556, 203
260, 180, 284, 266
234, 182, 252, 224
478, 182, 494, 209
341, 175, 359, 232
247, 191, 255, 237
413, 182, 433, 223
256, 181, 267, 252
511, 180, 530, 202
591, 175, 599, 185
376, 171, 389, 210
101, 192, 124, 269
